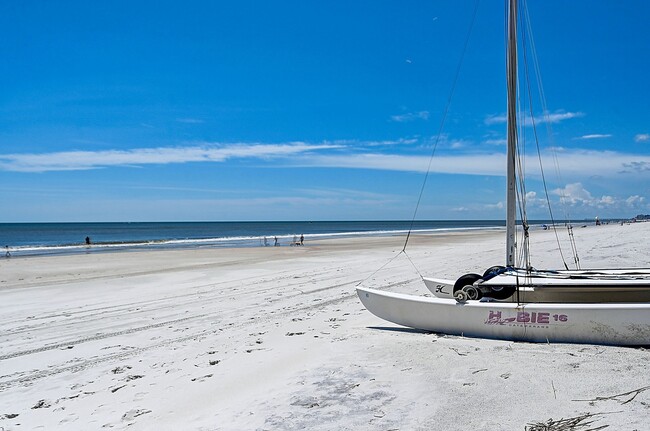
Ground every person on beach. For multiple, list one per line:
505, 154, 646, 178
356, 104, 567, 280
274, 236, 278, 246
85, 236, 91, 245
4, 245, 9, 258
300, 234, 304, 246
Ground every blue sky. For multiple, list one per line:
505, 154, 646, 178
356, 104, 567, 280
1, 0, 649, 222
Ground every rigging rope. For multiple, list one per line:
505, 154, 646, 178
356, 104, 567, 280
522, 1, 581, 269
520, 2, 569, 270
402, 0, 480, 253
353, 248, 425, 288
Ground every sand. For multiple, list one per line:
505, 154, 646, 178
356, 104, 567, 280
1, 222, 649, 430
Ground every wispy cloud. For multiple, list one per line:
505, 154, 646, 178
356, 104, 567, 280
543, 111, 585, 123
326, 138, 418, 147
298, 153, 505, 175
635, 133, 650, 142
422, 134, 471, 150
295, 187, 392, 201
626, 195, 646, 206
4, 140, 650, 181
483, 138, 507, 146
0, 143, 341, 173
485, 111, 584, 126
573, 134, 612, 140
527, 149, 650, 179
176, 118, 205, 124
484, 201, 504, 210
298, 148, 650, 179
621, 161, 650, 173
484, 114, 507, 125
390, 111, 430, 122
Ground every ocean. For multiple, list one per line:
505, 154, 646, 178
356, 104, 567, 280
0, 220, 564, 257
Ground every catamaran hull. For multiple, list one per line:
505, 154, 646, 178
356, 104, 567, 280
357, 287, 650, 346
423, 277, 455, 299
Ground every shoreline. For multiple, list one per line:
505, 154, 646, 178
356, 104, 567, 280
3, 218, 634, 258
2, 224, 509, 258
1, 222, 649, 430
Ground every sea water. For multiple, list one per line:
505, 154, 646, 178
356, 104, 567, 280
0, 220, 563, 257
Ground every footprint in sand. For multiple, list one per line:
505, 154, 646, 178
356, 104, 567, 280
31, 399, 51, 409
121, 409, 152, 421
191, 374, 213, 382
125, 374, 144, 382
111, 365, 132, 374
110, 384, 127, 393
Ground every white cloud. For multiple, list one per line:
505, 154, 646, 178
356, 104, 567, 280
553, 183, 594, 204
390, 111, 430, 122
543, 111, 585, 123
422, 134, 471, 150
4, 139, 650, 181
550, 149, 650, 178
300, 148, 650, 180
299, 152, 506, 175
485, 201, 504, 210
485, 111, 584, 126
552, 183, 617, 207
523, 190, 548, 208
599, 195, 615, 205
635, 134, 650, 142
574, 134, 612, 140
620, 161, 650, 173
484, 138, 507, 146
176, 118, 205, 124
626, 195, 646, 206
484, 114, 507, 125
329, 138, 418, 147
0, 143, 342, 173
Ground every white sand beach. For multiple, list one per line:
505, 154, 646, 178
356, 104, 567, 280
1, 222, 650, 430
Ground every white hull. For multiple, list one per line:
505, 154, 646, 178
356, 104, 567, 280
423, 277, 455, 299
357, 286, 650, 346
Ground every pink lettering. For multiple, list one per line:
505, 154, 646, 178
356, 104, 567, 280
488, 310, 502, 320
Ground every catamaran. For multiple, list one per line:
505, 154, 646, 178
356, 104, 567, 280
357, 0, 650, 346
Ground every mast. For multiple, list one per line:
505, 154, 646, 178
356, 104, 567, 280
505, 0, 518, 267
